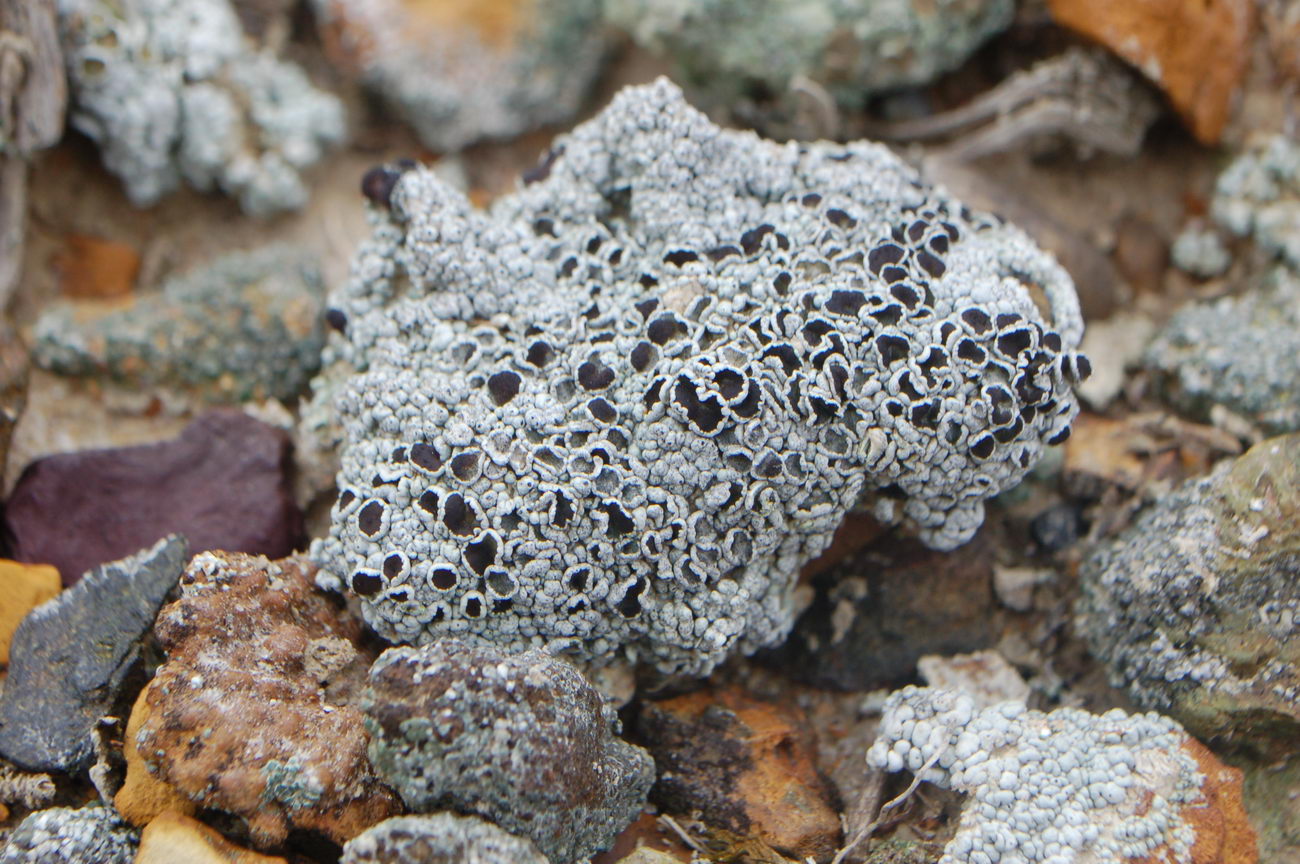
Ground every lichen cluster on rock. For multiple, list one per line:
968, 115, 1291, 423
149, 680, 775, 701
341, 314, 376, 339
364, 638, 654, 864
56, 0, 345, 213
869, 686, 1257, 864
311, 78, 1087, 675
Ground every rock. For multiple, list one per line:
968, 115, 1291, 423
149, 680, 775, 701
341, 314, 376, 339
991, 565, 1047, 612
33, 245, 326, 404
1212, 133, 1300, 268
0, 536, 186, 773
137, 551, 400, 847
1079, 434, 1300, 757
615, 849, 688, 864
113, 681, 195, 826
0, 320, 27, 481
0, 560, 60, 665
3, 409, 303, 585
1112, 213, 1169, 295
134, 811, 288, 864
776, 530, 997, 690
916, 650, 1030, 707
870, 686, 1258, 864
606, 0, 1013, 117
636, 686, 841, 861
0, 805, 137, 864
313, 0, 607, 152
364, 639, 654, 864
1045, 0, 1253, 144
1144, 267, 1300, 435
1075, 313, 1156, 410
340, 813, 548, 864
1237, 753, 1300, 863
53, 233, 140, 300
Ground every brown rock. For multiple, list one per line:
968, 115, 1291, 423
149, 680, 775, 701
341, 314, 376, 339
0, 320, 27, 481
3, 409, 304, 586
54, 234, 140, 299
1045, 0, 1253, 144
136, 811, 288, 864
114, 680, 195, 826
637, 686, 841, 861
0, 559, 59, 666
776, 529, 997, 690
1180, 739, 1258, 864
137, 551, 401, 847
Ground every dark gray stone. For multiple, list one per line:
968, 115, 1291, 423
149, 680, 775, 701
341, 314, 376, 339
0, 535, 188, 773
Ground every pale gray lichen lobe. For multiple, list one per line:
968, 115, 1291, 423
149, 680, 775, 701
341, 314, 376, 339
312, 79, 1086, 675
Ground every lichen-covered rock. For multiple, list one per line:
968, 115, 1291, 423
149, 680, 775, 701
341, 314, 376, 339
137, 551, 401, 847
1170, 223, 1232, 278
868, 686, 1258, 864
311, 78, 1087, 676
3, 409, 303, 584
636, 686, 841, 860
1212, 133, 1300, 267
313, 0, 606, 152
0, 806, 138, 864
56, 0, 345, 213
340, 813, 548, 864
0, 536, 187, 774
1144, 267, 1300, 434
364, 639, 654, 864
605, 0, 1013, 111
33, 246, 325, 403
1079, 434, 1300, 758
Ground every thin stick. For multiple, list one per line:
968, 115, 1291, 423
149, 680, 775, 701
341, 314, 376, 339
829, 751, 943, 864
658, 813, 707, 854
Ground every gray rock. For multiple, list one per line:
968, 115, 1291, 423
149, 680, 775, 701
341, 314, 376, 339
0, 536, 188, 773
1144, 266, 1300, 435
1078, 434, 1300, 758
0, 806, 137, 864
33, 245, 326, 404
364, 639, 653, 864
341, 813, 548, 864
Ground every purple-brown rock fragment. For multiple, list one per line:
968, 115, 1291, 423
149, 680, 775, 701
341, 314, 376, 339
136, 550, 401, 848
0, 535, 187, 773
2, 409, 303, 585
364, 638, 655, 864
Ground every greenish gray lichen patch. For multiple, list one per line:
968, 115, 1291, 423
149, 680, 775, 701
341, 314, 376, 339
33, 245, 326, 404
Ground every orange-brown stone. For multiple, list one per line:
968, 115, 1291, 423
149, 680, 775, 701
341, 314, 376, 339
638, 686, 841, 861
55, 234, 140, 300
114, 681, 196, 827
136, 811, 288, 864
0, 560, 60, 666
1045, 0, 1254, 143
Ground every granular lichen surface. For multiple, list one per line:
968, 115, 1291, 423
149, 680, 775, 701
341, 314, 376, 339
312, 78, 1087, 675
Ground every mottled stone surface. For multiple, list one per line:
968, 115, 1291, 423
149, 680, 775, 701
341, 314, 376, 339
341, 814, 548, 864
34, 245, 326, 404
636, 686, 841, 861
1145, 267, 1300, 435
365, 638, 654, 864
0, 536, 186, 773
3, 409, 303, 584
0, 806, 137, 864
137, 551, 400, 847
1079, 434, 1300, 758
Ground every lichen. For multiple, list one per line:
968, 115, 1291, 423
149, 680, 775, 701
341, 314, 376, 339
0, 806, 137, 864
311, 78, 1086, 675
57, 0, 345, 213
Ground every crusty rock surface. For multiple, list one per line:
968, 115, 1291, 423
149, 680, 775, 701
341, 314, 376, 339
0, 805, 138, 864
33, 245, 326, 404
869, 686, 1258, 864
364, 638, 654, 864
56, 0, 345, 213
1079, 434, 1300, 757
313, 0, 606, 152
1144, 266, 1300, 435
340, 813, 548, 864
136, 551, 401, 847
0, 536, 187, 773
311, 78, 1087, 675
